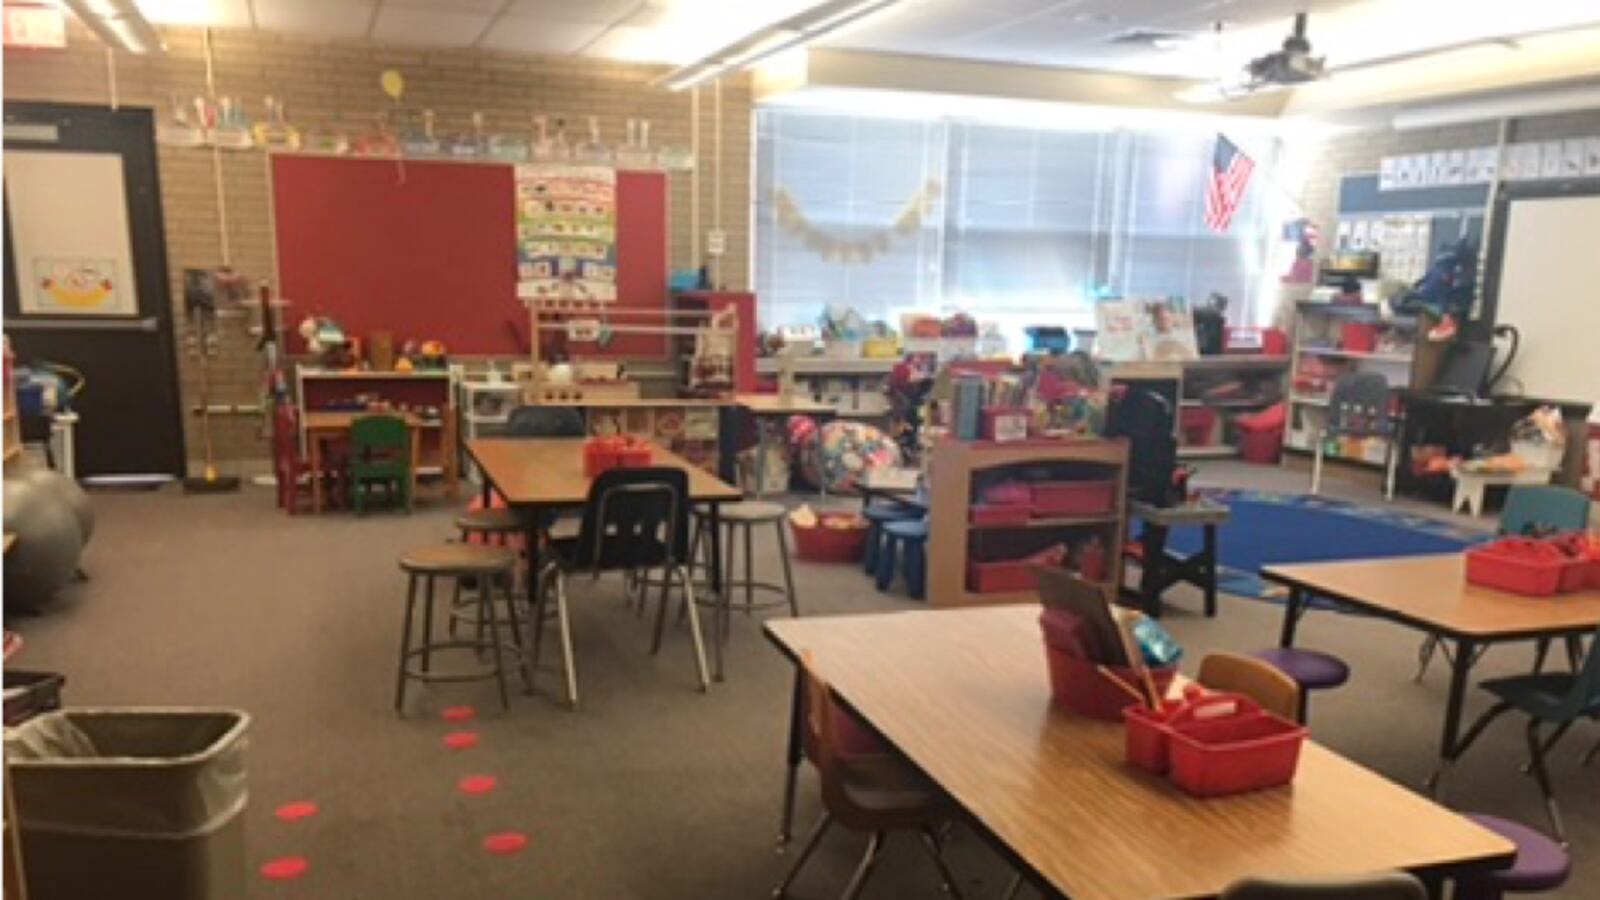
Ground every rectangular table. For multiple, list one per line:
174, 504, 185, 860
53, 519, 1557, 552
1263, 553, 1600, 790
303, 411, 432, 514
467, 438, 744, 672
766, 606, 1512, 900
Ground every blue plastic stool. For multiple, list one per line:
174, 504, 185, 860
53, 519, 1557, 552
876, 518, 929, 600
862, 505, 917, 576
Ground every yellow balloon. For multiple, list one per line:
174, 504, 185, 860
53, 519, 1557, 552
380, 69, 404, 101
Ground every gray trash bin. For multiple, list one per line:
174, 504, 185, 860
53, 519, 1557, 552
5, 707, 250, 900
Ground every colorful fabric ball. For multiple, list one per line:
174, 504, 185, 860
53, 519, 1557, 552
797, 421, 901, 492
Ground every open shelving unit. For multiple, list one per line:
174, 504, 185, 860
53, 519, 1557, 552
927, 438, 1129, 608
753, 355, 895, 419
1285, 301, 1420, 469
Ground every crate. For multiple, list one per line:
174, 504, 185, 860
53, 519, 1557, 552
968, 559, 1038, 594
1123, 700, 1183, 774
1165, 695, 1307, 798
1031, 480, 1116, 517
969, 505, 1030, 527
1041, 645, 1177, 722
1466, 545, 1568, 596
791, 514, 867, 563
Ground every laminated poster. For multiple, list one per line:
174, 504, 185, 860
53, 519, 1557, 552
514, 164, 617, 304
1094, 298, 1198, 363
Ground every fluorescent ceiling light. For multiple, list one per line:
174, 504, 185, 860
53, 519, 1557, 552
1392, 83, 1600, 130
656, 0, 905, 91
62, 0, 162, 52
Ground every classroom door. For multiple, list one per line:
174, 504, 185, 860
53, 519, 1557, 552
3, 103, 185, 481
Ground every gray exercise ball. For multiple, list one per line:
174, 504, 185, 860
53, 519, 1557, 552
18, 466, 93, 545
3, 476, 84, 608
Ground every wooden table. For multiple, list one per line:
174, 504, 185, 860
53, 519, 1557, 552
1127, 499, 1231, 618
467, 438, 744, 672
766, 606, 1513, 900
303, 411, 434, 514
1263, 553, 1600, 791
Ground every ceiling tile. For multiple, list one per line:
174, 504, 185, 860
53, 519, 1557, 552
134, 0, 254, 28
371, 6, 492, 46
478, 16, 603, 53
253, 0, 376, 38
387, 0, 509, 13
510, 0, 637, 24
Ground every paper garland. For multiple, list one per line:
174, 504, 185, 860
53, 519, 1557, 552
772, 179, 942, 266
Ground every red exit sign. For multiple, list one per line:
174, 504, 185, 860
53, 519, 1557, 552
4, 5, 67, 49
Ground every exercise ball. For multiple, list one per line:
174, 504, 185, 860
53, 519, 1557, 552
18, 466, 93, 545
2, 476, 84, 609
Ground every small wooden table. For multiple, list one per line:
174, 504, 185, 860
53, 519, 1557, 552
303, 411, 434, 514
1126, 499, 1231, 618
1263, 553, 1600, 790
467, 438, 744, 672
1449, 464, 1552, 517
765, 606, 1513, 900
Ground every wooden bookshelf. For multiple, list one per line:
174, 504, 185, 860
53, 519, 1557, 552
927, 438, 1129, 608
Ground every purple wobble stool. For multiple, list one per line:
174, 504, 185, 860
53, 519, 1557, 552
1456, 814, 1570, 899
1251, 647, 1350, 723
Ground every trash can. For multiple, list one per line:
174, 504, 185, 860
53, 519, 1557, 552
5, 708, 250, 900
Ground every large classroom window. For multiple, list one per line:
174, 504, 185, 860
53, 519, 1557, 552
754, 109, 1274, 339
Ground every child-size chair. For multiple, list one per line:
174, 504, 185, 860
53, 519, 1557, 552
350, 414, 412, 515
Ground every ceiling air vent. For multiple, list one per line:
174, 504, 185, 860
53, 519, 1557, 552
1107, 28, 1190, 48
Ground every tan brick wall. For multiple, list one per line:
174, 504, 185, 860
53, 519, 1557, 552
4, 22, 753, 470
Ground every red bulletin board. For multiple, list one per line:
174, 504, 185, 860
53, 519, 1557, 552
272, 156, 668, 356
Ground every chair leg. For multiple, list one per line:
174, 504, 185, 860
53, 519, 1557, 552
420, 575, 437, 674
530, 565, 552, 674
1414, 634, 1439, 683
743, 521, 757, 616
905, 540, 926, 601
1564, 634, 1584, 671
1383, 438, 1397, 501
1428, 699, 1513, 789
1533, 638, 1552, 674
651, 566, 672, 656
999, 873, 1024, 900
918, 827, 966, 899
1524, 720, 1567, 845
678, 566, 711, 692
775, 520, 800, 618
772, 813, 832, 899
863, 522, 881, 576
876, 536, 899, 592
840, 832, 886, 900
499, 573, 533, 694
1310, 433, 1324, 495
482, 573, 512, 713
394, 573, 419, 715
553, 572, 579, 710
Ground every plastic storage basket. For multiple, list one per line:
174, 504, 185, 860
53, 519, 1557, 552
1164, 695, 1307, 798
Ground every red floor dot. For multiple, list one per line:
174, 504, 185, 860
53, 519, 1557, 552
274, 801, 319, 822
458, 775, 496, 796
260, 856, 310, 880
441, 705, 476, 723
443, 731, 480, 750
483, 831, 528, 855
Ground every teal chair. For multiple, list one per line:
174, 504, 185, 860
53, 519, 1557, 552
350, 414, 412, 515
1416, 485, 1591, 681
1436, 623, 1600, 844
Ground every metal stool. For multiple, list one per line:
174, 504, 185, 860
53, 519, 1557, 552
395, 543, 531, 715
689, 500, 800, 680
448, 508, 525, 641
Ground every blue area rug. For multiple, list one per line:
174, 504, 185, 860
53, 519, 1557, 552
1162, 489, 1490, 600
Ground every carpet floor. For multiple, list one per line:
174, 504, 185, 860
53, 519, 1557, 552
7, 461, 1597, 899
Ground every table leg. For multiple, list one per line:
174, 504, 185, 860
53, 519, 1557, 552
309, 432, 324, 515
480, 472, 492, 508
1278, 586, 1307, 648
717, 405, 738, 485
1428, 636, 1479, 798
1138, 524, 1169, 618
778, 665, 803, 847
1202, 523, 1218, 618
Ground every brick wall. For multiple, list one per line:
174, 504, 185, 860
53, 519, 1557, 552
1293, 109, 1600, 242
3, 22, 752, 470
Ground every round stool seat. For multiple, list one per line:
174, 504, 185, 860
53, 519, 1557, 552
400, 543, 516, 575
700, 500, 786, 523
882, 519, 928, 540
455, 508, 521, 533
864, 504, 917, 524
1465, 814, 1571, 891
1251, 647, 1350, 690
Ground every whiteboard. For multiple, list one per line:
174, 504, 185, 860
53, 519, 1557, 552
1492, 193, 1600, 419
5, 150, 138, 316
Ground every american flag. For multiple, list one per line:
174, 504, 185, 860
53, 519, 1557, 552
1204, 134, 1255, 233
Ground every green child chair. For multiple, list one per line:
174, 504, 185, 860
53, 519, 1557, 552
350, 414, 412, 515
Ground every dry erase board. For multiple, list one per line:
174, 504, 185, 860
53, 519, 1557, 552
272, 156, 668, 356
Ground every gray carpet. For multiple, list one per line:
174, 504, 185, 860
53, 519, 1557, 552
7, 462, 1597, 899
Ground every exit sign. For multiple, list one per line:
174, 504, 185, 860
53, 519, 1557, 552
4, 5, 67, 49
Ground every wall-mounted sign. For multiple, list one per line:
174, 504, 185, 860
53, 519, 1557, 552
3, 5, 67, 49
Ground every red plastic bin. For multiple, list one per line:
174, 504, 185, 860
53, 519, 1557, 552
1179, 407, 1217, 447
969, 505, 1031, 527
1123, 700, 1183, 774
968, 560, 1039, 594
1465, 546, 1568, 596
1041, 645, 1177, 721
791, 514, 868, 563
1165, 695, 1308, 797
1031, 480, 1116, 517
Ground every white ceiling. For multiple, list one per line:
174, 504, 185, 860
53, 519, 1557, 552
128, 0, 1600, 79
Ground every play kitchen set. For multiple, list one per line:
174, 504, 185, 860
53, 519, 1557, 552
1036, 569, 1309, 798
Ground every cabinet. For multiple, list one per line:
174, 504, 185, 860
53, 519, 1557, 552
927, 438, 1129, 608
1286, 302, 1420, 467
